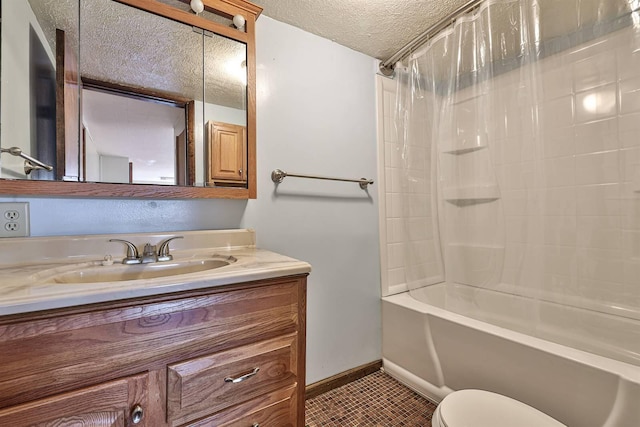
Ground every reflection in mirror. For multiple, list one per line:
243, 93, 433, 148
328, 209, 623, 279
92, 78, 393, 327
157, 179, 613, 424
0, 0, 79, 181
203, 31, 248, 187
81, 81, 194, 185
78, 0, 204, 186
0, 0, 249, 189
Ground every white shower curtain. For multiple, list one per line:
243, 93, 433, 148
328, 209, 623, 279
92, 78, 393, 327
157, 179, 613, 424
395, 0, 640, 353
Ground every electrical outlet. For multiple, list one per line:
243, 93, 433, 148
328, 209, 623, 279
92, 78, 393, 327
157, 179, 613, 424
0, 202, 30, 238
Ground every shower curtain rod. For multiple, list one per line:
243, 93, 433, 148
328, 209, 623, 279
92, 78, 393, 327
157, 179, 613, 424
379, 0, 482, 76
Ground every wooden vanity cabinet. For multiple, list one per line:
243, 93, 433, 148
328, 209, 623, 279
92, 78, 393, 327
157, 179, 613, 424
0, 275, 307, 427
0, 374, 148, 426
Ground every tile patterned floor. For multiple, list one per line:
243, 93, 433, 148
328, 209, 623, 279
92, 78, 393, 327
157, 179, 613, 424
305, 370, 437, 426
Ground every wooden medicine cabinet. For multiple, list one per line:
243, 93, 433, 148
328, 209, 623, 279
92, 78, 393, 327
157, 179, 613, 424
0, 0, 261, 199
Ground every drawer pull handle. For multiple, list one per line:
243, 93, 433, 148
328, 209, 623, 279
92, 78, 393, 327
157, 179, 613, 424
252, 424, 260, 427
131, 404, 144, 424
224, 367, 260, 383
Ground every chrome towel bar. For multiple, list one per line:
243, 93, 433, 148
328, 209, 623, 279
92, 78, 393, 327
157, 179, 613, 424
271, 169, 374, 190
1, 147, 54, 175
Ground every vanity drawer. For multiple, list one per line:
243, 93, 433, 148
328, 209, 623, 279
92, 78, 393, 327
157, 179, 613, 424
167, 334, 298, 426
188, 384, 297, 427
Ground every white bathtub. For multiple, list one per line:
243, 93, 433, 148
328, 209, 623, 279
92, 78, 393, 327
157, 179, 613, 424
382, 283, 640, 427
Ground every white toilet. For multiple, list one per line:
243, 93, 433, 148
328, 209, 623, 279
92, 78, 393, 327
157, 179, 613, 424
431, 389, 567, 427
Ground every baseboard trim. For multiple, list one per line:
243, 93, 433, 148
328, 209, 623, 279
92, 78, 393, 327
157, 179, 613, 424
305, 360, 383, 400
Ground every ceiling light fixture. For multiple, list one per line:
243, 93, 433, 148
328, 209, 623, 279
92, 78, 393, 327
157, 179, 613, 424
190, 0, 204, 14
233, 14, 246, 30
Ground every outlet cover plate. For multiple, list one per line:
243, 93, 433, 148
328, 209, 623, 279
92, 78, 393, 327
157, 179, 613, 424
0, 202, 30, 238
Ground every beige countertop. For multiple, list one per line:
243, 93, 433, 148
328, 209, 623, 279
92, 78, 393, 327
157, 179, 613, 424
0, 229, 311, 316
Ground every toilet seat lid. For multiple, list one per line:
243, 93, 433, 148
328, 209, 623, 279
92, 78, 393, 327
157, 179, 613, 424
438, 389, 566, 427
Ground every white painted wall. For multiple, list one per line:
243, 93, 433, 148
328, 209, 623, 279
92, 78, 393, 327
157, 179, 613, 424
205, 103, 246, 127
99, 154, 130, 184
84, 128, 100, 182
0, 0, 55, 178
0, 15, 381, 385
243, 16, 380, 384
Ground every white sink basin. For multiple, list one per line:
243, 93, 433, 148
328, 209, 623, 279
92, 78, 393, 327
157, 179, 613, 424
40, 257, 235, 284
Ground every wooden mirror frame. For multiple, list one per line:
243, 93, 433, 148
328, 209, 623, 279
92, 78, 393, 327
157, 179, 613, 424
0, 0, 261, 199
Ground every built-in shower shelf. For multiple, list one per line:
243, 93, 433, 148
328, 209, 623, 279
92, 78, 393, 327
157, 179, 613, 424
447, 243, 505, 249
440, 134, 487, 155
441, 145, 487, 155
443, 184, 500, 204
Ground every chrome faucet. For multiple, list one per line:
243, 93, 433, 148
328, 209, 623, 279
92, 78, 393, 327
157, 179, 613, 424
140, 244, 157, 264
108, 236, 184, 264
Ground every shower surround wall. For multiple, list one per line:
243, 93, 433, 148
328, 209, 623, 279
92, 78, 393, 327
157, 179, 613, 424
488, 28, 640, 315
377, 76, 442, 297
456, 25, 640, 323
380, 6, 640, 368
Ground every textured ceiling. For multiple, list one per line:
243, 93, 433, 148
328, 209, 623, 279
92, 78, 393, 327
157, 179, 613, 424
28, 0, 247, 109
253, 0, 472, 60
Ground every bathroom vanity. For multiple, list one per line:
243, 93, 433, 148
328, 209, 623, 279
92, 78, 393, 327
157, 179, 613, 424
0, 230, 310, 426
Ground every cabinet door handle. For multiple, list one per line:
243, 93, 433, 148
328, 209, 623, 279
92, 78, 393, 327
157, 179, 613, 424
224, 367, 259, 383
131, 404, 144, 424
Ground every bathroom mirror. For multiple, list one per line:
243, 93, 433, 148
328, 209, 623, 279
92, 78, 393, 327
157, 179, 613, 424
0, 0, 260, 198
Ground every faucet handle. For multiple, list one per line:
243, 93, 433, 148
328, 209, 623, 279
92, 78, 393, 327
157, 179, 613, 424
157, 236, 184, 262
108, 239, 141, 264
